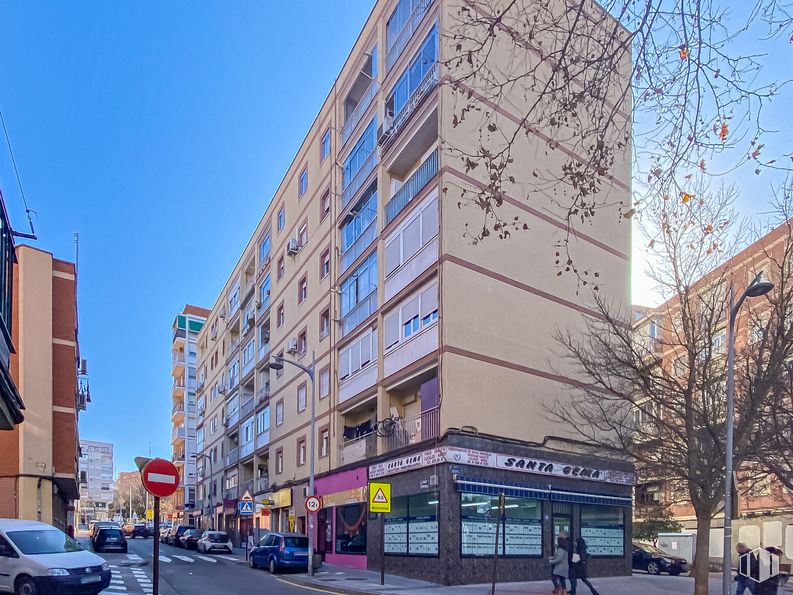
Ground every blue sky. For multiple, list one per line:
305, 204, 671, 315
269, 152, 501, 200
0, 1, 373, 472
0, 1, 789, 474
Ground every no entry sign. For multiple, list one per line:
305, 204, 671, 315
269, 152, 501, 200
141, 458, 180, 498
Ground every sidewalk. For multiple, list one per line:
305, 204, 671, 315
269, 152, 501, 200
280, 565, 793, 595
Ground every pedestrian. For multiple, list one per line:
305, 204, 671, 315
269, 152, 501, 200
755, 547, 783, 595
549, 535, 570, 595
66, 524, 75, 540
735, 542, 757, 595
569, 537, 600, 595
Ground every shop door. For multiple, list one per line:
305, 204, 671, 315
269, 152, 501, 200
552, 502, 573, 554
317, 509, 331, 557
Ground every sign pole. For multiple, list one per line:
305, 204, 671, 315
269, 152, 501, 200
380, 512, 385, 586
153, 496, 160, 595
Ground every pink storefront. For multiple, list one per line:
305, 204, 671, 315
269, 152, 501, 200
314, 467, 368, 569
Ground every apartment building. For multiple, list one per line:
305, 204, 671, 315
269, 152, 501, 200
170, 305, 209, 524
0, 193, 24, 429
633, 220, 793, 562
78, 440, 114, 523
193, 0, 632, 581
0, 245, 84, 530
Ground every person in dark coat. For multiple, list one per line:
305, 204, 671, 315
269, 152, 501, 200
569, 537, 600, 595
735, 542, 757, 595
756, 547, 783, 595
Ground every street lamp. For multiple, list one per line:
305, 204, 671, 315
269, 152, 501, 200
269, 351, 316, 576
722, 272, 773, 595
192, 452, 213, 529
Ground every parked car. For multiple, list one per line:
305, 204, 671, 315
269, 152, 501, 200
0, 518, 112, 594
632, 542, 689, 576
167, 525, 195, 547
128, 523, 151, 539
159, 524, 173, 543
88, 521, 119, 539
92, 527, 128, 554
196, 531, 233, 554
249, 532, 310, 573
179, 529, 201, 550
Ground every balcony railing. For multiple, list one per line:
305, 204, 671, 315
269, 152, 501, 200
258, 341, 271, 362
228, 336, 241, 355
342, 149, 379, 209
171, 426, 186, 442
172, 352, 186, 368
171, 402, 185, 418
228, 374, 239, 391
225, 408, 240, 428
340, 432, 378, 466
386, 0, 435, 73
256, 429, 270, 450
257, 295, 271, 315
341, 217, 377, 274
385, 148, 438, 226
173, 328, 186, 344
172, 453, 185, 463
225, 447, 239, 468
223, 487, 238, 501
384, 406, 440, 451
256, 475, 270, 493
240, 441, 254, 459
340, 290, 377, 337
341, 79, 379, 147
380, 62, 439, 151
256, 387, 270, 405
240, 396, 255, 420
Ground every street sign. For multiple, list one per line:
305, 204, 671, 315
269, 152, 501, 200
369, 482, 391, 513
259, 498, 274, 506
145, 509, 154, 521
305, 496, 322, 513
241, 490, 253, 502
262, 508, 271, 517
141, 458, 180, 498
239, 500, 254, 516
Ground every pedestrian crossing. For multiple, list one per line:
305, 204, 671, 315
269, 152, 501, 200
102, 565, 152, 595
156, 552, 239, 564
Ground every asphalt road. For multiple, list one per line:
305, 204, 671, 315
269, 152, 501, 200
78, 535, 329, 595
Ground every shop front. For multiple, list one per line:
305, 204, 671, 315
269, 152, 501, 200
366, 432, 635, 585
269, 486, 294, 534
314, 467, 369, 569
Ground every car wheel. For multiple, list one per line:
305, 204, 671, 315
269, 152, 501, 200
647, 561, 661, 575
269, 557, 278, 574
15, 575, 38, 595
250, 555, 257, 569
668, 568, 682, 576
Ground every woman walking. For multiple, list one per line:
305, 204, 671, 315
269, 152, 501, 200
569, 537, 600, 595
549, 535, 570, 595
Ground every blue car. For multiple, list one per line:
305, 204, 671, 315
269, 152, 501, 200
249, 532, 310, 573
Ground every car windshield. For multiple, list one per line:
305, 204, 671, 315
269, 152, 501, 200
637, 543, 669, 555
7, 530, 83, 555
209, 533, 228, 542
284, 537, 308, 549
100, 529, 123, 538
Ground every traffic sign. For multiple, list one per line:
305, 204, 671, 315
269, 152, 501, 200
239, 500, 254, 516
305, 495, 322, 513
141, 458, 180, 498
369, 482, 391, 513
145, 509, 154, 521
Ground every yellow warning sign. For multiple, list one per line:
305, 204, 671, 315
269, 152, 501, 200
369, 482, 391, 513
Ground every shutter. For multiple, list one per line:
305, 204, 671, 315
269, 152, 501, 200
403, 215, 421, 261
420, 283, 438, 319
421, 199, 438, 244
360, 331, 372, 366
385, 238, 401, 276
402, 296, 420, 323
340, 347, 351, 379
384, 310, 400, 348
350, 340, 362, 373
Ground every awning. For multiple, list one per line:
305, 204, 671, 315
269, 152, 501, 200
454, 476, 631, 507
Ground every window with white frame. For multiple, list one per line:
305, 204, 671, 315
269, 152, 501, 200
297, 383, 307, 412
229, 281, 241, 313
320, 428, 329, 458
340, 251, 377, 317
384, 195, 438, 277
277, 206, 285, 232
298, 221, 309, 247
197, 428, 205, 452
384, 282, 438, 349
339, 328, 377, 381
257, 406, 270, 434
321, 129, 331, 161
299, 168, 308, 197
319, 367, 330, 398
259, 274, 271, 306
276, 400, 284, 425
228, 361, 239, 387
209, 415, 218, 435
242, 340, 255, 367
242, 418, 254, 444
259, 233, 271, 265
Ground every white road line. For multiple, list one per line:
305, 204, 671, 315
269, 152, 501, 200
158, 555, 171, 562
196, 555, 216, 562
218, 555, 239, 561
174, 555, 194, 562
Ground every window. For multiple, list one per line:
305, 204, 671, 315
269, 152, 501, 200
242, 340, 256, 367
298, 276, 308, 304
275, 350, 284, 378
297, 329, 307, 356
298, 220, 309, 247
580, 505, 624, 556
320, 309, 330, 339
339, 328, 377, 380
343, 119, 376, 188
259, 323, 270, 349
386, 0, 423, 50
320, 190, 331, 220
276, 448, 284, 474
277, 206, 285, 232
256, 407, 270, 434
299, 168, 308, 197
460, 493, 542, 557
340, 251, 377, 324
320, 427, 329, 458
259, 233, 271, 266
384, 282, 438, 349
336, 503, 367, 554
384, 196, 438, 276
297, 438, 306, 466
196, 428, 205, 452
321, 248, 331, 278
319, 366, 330, 398
341, 185, 377, 268
242, 418, 254, 444
229, 283, 240, 313
277, 256, 285, 280
259, 274, 271, 308
384, 492, 439, 555
277, 303, 285, 328
321, 129, 331, 161
297, 382, 307, 412
209, 416, 218, 435
276, 399, 284, 426
385, 27, 437, 120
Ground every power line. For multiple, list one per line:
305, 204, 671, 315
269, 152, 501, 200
0, 109, 37, 239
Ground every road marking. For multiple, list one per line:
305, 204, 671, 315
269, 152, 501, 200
196, 555, 217, 562
218, 555, 239, 561
158, 555, 171, 562
276, 578, 342, 594
174, 555, 194, 562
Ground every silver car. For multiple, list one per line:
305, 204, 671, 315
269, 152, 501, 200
197, 531, 233, 554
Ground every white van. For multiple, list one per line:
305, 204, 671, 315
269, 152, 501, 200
0, 519, 111, 594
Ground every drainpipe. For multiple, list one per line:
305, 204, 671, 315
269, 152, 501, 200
37, 478, 42, 521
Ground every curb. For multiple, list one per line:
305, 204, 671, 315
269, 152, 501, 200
278, 577, 367, 595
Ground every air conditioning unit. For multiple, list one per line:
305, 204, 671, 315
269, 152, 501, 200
287, 239, 300, 256
287, 338, 299, 354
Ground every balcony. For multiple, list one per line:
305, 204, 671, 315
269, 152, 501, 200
340, 432, 378, 466
225, 408, 240, 429
171, 352, 185, 376
240, 396, 255, 420
385, 149, 438, 226
227, 336, 241, 361
171, 426, 186, 444
171, 402, 185, 422
386, 0, 435, 73
256, 386, 270, 405
385, 236, 438, 302
240, 440, 254, 459
257, 295, 271, 316
172, 453, 186, 465
342, 149, 378, 209
380, 63, 439, 153
228, 374, 240, 392
339, 365, 378, 404
173, 328, 186, 345
256, 475, 270, 494
384, 406, 440, 451
225, 448, 239, 468
256, 429, 270, 451
223, 487, 239, 501
341, 217, 377, 274
384, 322, 438, 378
341, 291, 377, 337
341, 79, 379, 147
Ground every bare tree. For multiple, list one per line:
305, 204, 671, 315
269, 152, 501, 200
550, 185, 793, 595
443, 0, 792, 272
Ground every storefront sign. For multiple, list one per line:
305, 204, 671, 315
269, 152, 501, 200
320, 486, 368, 508
369, 446, 635, 485
272, 487, 292, 508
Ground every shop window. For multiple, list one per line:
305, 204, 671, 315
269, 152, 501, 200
384, 492, 439, 556
460, 493, 542, 557
335, 503, 367, 554
580, 504, 624, 556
